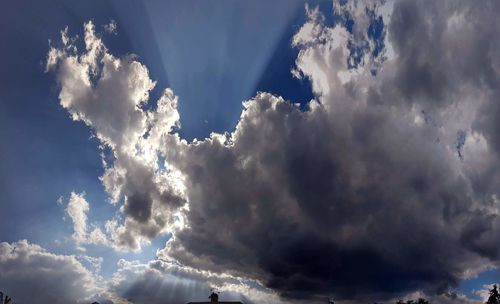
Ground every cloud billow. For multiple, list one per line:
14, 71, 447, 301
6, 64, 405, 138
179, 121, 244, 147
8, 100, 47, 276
0, 240, 97, 303
45, 0, 500, 302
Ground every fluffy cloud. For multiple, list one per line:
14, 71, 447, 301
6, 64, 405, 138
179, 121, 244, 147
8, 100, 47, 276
162, 93, 479, 301
66, 192, 90, 248
46, 0, 500, 302
46, 21, 155, 151
65, 191, 110, 250
47, 21, 186, 251
0, 240, 97, 303
161, 1, 500, 300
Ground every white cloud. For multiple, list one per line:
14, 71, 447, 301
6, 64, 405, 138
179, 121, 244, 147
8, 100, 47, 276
46, 20, 155, 152
0, 240, 98, 304
65, 191, 110, 250
48, 22, 185, 251
66, 192, 90, 248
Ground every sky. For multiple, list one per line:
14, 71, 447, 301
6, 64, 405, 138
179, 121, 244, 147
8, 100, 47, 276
0, 0, 500, 303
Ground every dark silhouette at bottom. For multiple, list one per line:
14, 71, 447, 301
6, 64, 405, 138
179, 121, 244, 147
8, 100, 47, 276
4, 285, 500, 304
186, 291, 243, 304
487, 284, 500, 304
0, 292, 12, 304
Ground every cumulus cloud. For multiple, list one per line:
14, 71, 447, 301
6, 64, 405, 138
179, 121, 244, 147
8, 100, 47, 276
47, 21, 186, 251
0, 240, 98, 303
160, 1, 500, 299
46, 0, 500, 302
66, 192, 90, 247
64, 191, 110, 250
46, 21, 155, 151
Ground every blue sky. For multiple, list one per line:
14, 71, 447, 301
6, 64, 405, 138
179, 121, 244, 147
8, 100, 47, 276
1, 1, 499, 303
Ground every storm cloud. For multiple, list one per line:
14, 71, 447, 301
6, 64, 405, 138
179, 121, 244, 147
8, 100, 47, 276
45, 0, 500, 302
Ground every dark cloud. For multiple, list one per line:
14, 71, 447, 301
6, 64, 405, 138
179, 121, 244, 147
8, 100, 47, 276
46, 0, 500, 302
124, 191, 153, 223
159, 0, 500, 301
162, 92, 478, 301
389, 0, 500, 109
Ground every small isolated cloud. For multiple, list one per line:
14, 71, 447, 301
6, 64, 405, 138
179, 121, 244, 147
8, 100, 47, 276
66, 192, 90, 248
65, 191, 110, 250
103, 20, 117, 35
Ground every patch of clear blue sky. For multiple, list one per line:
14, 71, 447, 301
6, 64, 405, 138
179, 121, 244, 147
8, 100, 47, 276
0, 0, 495, 291
458, 268, 500, 300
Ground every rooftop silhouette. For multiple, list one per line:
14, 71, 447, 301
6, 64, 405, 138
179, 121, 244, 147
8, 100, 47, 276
187, 292, 243, 304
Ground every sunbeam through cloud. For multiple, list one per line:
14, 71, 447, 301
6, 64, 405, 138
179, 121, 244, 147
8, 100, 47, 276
2, 1, 500, 304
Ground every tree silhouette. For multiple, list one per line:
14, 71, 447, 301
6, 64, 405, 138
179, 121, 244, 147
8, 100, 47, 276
486, 284, 500, 304
0, 292, 12, 304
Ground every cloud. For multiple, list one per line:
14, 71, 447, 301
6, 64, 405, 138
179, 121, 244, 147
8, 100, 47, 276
393, 291, 481, 304
108, 257, 285, 304
66, 192, 90, 248
47, 22, 185, 251
164, 0, 500, 300
161, 92, 481, 301
0, 238, 480, 304
0, 240, 97, 303
78, 255, 104, 274
103, 20, 117, 35
46, 21, 155, 151
46, 0, 500, 302
64, 191, 110, 250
